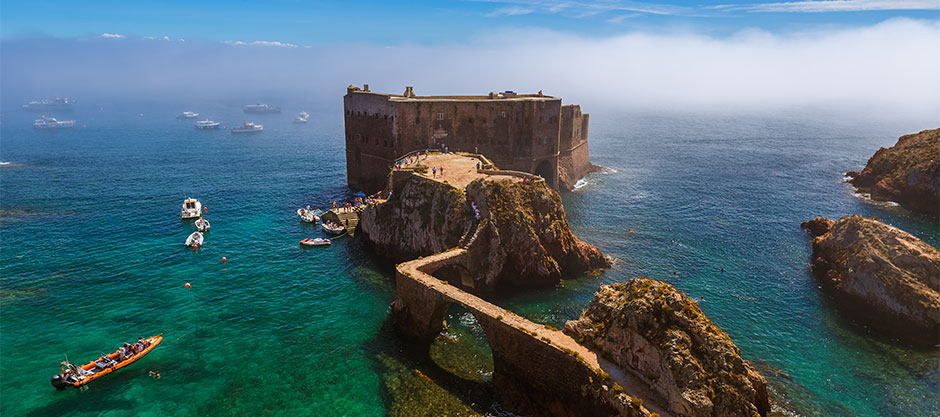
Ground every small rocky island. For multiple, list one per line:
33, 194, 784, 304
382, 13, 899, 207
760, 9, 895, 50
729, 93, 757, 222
846, 128, 939, 217
360, 153, 608, 291
802, 215, 940, 346
566, 279, 771, 417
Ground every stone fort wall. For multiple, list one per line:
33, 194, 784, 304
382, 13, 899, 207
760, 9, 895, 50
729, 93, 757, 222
344, 84, 593, 194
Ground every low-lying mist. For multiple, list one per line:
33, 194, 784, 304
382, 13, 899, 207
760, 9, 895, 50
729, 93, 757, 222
2, 18, 938, 120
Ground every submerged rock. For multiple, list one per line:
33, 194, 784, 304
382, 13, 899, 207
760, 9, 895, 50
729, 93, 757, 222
801, 215, 940, 346
565, 279, 770, 417
847, 128, 939, 217
359, 170, 608, 291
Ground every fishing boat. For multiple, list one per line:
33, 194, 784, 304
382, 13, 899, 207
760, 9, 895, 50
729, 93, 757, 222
185, 231, 204, 247
33, 116, 75, 129
194, 217, 210, 232
321, 221, 345, 235
297, 208, 319, 223
50, 334, 163, 390
177, 111, 199, 119
293, 112, 309, 123
180, 198, 202, 219
300, 238, 331, 247
194, 120, 220, 129
232, 122, 263, 133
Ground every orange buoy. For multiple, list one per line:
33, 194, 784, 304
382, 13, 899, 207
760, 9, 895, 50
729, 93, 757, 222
192, 244, 198, 249
222, 257, 227, 263
185, 282, 191, 288
203, 207, 207, 212
629, 230, 634, 234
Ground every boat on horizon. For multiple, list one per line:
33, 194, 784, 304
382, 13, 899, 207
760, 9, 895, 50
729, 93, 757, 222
232, 122, 263, 133
180, 198, 202, 219
177, 111, 199, 119
33, 116, 75, 129
195, 119, 221, 129
293, 111, 309, 123
244, 104, 281, 114
23, 98, 74, 111
50, 334, 162, 390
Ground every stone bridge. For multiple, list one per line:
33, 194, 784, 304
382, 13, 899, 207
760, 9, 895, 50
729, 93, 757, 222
391, 249, 671, 417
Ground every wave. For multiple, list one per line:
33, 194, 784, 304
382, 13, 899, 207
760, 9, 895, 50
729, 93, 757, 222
851, 191, 899, 207
572, 178, 590, 191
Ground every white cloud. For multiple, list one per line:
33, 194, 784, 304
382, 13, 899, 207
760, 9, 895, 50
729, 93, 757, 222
222, 40, 298, 48
485, 6, 535, 17
714, 0, 940, 13
99, 33, 125, 39
478, 0, 684, 17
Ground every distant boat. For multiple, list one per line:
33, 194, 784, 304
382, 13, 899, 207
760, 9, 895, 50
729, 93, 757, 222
177, 111, 199, 119
194, 120, 220, 129
300, 238, 331, 247
293, 111, 309, 123
232, 122, 263, 133
180, 197, 202, 219
194, 217, 210, 232
244, 104, 281, 114
185, 231, 204, 247
297, 208, 319, 223
33, 116, 75, 129
23, 98, 74, 111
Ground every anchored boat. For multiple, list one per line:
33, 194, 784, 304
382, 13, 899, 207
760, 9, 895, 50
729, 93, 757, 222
194, 217, 210, 232
180, 198, 202, 219
232, 122, 263, 133
51, 334, 163, 390
321, 221, 345, 235
300, 238, 331, 247
297, 208, 319, 223
194, 119, 220, 129
185, 231, 204, 247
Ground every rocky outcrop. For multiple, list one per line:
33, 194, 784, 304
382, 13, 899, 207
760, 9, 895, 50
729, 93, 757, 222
565, 279, 770, 417
847, 128, 939, 217
359, 171, 608, 291
801, 215, 940, 346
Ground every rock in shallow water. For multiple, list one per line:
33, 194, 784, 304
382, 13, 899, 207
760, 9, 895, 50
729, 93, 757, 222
801, 215, 940, 346
565, 278, 770, 417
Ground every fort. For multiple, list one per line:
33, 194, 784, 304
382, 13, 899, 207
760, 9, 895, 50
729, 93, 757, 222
344, 84, 594, 194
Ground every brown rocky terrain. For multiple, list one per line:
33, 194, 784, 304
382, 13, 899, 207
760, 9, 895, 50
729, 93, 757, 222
565, 278, 770, 417
359, 155, 608, 292
846, 128, 939, 217
801, 215, 940, 346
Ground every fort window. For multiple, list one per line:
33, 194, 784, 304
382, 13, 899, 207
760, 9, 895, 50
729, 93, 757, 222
384, 115, 388, 120
415, 118, 420, 125
501, 111, 507, 118
437, 113, 444, 120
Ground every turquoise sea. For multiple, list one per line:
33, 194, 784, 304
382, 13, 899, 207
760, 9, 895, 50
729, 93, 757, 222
1, 102, 938, 416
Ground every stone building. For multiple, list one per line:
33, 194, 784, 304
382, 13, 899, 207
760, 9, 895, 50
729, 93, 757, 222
344, 84, 594, 194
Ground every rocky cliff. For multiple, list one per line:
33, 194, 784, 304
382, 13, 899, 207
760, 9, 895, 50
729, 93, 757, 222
359, 171, 609, 291
565, 279, 770, 417
801, 215, 940, 346
847, 128, 939, 217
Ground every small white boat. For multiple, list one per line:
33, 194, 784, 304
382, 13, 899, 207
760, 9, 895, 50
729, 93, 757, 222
185, 231, 204, 247
33, 116, 75, 129
180, 198, 202, 219
321, 221, 345, 235
299, 238, 331, 247
293, 112, 309, 123
177, 111, 199, 119
297, 208, 319, 223
194, 217, 210, 232
195, 120, 220, 129
232, 122, 263, 133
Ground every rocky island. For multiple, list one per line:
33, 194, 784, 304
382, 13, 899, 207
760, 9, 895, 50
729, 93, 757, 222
846, 128, 939, 217
359, 152, 608, 291
566, 279, 771, 417
801, 215, 940, 346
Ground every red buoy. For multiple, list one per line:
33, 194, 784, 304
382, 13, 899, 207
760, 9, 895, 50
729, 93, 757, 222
192, 244, 198, 249
185, 282, 191, 288
629, 230, 634, 234
222, 257, 227, 263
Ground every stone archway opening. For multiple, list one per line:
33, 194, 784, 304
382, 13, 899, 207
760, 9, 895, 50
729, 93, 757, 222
429, 304, 495, 384
534, 160, 554, 188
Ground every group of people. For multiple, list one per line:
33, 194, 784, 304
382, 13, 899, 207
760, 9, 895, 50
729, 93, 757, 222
118, 337, 151, 361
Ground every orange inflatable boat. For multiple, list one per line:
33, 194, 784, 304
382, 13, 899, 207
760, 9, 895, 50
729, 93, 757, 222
51, 334, 163, 389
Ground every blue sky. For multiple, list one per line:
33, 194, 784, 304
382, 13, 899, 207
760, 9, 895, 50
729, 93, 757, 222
2, 0, 938, 44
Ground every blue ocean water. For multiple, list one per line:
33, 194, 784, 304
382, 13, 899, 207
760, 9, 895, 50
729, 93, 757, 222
1, 103, 937, 416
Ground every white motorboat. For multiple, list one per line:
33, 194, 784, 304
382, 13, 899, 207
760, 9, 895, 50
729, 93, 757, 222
177, 111, 199, 119
185, 231, 204, 247
321, 221, 345, 235
195, 120, 221, 129
297, 208, 319, 223
33, 116, 75, 129
232, 122, 263, 133
194, 217, 210, 232
180, 198, 202, 219
244, 104, 281, 114
293, 112, 309, 123
299, 238, 331, 247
